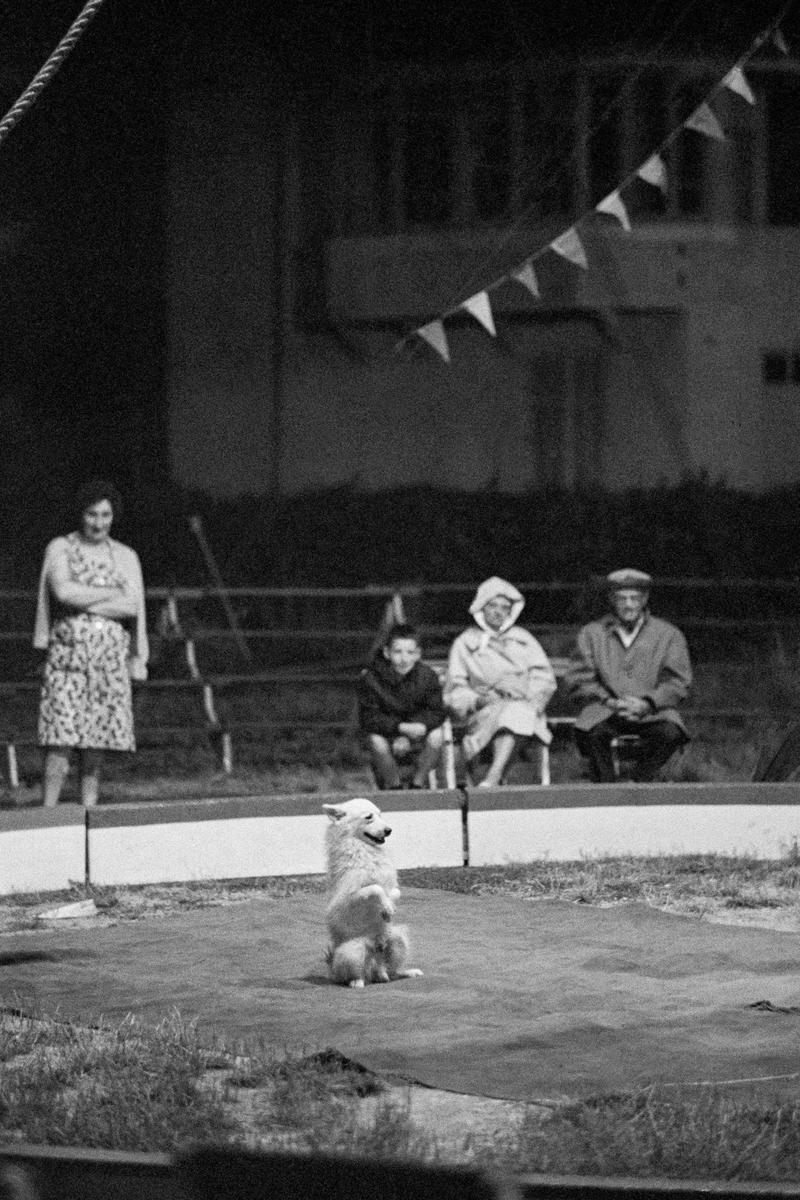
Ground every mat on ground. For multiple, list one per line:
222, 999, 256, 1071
4, 889, 800, 1102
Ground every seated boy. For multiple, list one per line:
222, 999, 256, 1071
357, 623, 446, 790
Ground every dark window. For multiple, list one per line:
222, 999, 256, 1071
521, 77, 575, 218
404, 115, 452, 225
589, 73, 624, 204
763, 352, 788, 384
471, 108, 510, 221
629, 72, 669, 217
372, 113, 393, 230
527, 342, 605, 488
767, 75, 800, 225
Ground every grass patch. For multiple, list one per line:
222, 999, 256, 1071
229, 1044, 434, 1160
480, 1086, 800, 1181
0, 1010, 435, 1161
2, 854, 799, 931
402, 855, 800, 921
0, 1011, 236, 1150
4, 1010, 800, 1179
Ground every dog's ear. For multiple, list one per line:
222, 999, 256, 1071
322, 803, 346, 822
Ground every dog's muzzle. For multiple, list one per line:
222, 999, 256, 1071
364, 828, 390, 844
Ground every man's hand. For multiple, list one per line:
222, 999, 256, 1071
615, 695, 652, 720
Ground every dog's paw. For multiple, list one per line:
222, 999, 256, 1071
347, 978, 366, 989
399, 968, 423, 978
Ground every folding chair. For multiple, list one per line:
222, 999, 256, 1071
610, 732, 644, 779
425, 658, 460, 789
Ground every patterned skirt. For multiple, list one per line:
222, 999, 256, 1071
38, 614, 135, 751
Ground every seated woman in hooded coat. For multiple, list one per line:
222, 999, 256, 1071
444, 576, 556, 787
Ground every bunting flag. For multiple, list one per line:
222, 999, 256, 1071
402, 10, 780, 363
774, 27, 789, 54
462, 290, 496, 336
722, 65, 755, 105
550, 226, 588, 269
636, 153, 668, 192
596, 189, 632, 231
684, 102, 726, 141
417, 320, 450, 363
511, 260, 540, 299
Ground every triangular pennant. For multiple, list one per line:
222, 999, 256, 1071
685, 102, 726, 141
462, 290, 496, 336
595, 190, 632, 232
550, 226, 588, 269
773, 27, 790, 54
417, 320, 450, 363
636, 154, 668, 193
722, 65, 755, 105
511, 260, 540, 299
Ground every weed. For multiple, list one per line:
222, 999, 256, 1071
479, 1087, 800, 1181
0, 1011, 236, 1150
402, 854, 800, 914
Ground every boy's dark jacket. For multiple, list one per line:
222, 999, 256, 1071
357, 654, 446, 737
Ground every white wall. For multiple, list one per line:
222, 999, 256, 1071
466, 783, 800, 865
4, 784, 800, 896
0, 809, 85, 894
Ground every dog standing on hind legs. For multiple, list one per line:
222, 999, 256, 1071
323, 798, 424, 989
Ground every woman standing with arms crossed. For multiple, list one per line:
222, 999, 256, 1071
33, 480, 148, 806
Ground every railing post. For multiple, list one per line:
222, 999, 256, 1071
5, 740, 19, 790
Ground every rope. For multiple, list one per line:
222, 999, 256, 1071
0, 0, 110, 151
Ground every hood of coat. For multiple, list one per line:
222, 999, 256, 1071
469, 576, 525, 636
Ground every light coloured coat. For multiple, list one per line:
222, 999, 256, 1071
444, 577, 556, 761
564, 612, 692, 733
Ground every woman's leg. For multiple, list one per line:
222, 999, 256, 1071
42, 749, 71, 807
78, 749, 104, 807
479, 732, 518, 787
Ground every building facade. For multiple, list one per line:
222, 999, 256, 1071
165, 49, 800, 495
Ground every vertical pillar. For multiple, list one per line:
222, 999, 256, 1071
271, 110, 299, 500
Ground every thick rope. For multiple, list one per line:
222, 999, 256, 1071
0, 0, 110, 150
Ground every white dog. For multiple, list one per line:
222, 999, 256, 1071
323, 797, 423, 989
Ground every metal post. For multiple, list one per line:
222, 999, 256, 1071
6, 741, 19, 790
188, 515, 252, 663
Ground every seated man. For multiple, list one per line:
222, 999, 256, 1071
357, 623, 446, 790
564, 569, 692, 783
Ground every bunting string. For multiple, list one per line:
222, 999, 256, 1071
410, 0, 718, 347
401, 1, 794, 363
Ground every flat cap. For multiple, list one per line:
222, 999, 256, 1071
606, 568, 652, 590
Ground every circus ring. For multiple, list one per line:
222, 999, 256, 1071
3, 782, 800, 1110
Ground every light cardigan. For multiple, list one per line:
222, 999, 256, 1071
33, 535, 149, 680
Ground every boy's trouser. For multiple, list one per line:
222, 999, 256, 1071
366, 733, 403, 789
